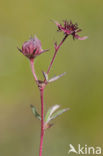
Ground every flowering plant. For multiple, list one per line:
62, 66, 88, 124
18, 20, 87, 156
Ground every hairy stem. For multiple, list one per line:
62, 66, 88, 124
39, 88, 44, 156
30, 59, 38, 81
47, 35, 68, 74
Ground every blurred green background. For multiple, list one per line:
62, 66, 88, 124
0, 0, 103, 156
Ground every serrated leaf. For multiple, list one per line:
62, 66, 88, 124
45, 105, 60, 124
48, 72, 66, 83
30, 105, 41, 120
50, 108, 69, 121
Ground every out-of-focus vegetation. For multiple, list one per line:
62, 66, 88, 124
0, 0, 103, 156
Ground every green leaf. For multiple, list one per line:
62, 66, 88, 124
48, 72, 66, 83
50, 108, 69, 121
44, 105, 60, 123
30, 105, 41, 120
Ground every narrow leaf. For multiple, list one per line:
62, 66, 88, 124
48, 72, 66, 83
50, 108, 69, 121
42, 71, 48, 81
45, 105, 60, 123
40, 49, 49, 54
30, 105, 41, 120
17, 47, 22, 52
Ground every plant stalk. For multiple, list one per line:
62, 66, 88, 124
39, 88, 44, 156
30, 59, 38, 81
47, 34, 68, 74
30, 35, 68, 156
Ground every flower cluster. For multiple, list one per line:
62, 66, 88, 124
55, 20, 88, 40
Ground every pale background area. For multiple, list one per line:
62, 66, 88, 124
0, 0, 103, 156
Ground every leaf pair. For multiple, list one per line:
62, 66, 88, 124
44, 105, 69, 129
42, 72, 66, 83
31, 104, 69, 130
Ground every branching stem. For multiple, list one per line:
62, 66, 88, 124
30, 35, 68, 156
47, 34, 68, 74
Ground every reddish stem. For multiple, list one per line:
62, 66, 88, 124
30, 35, 68, 156
39, 88, 44, 156
47, 35, 68, 74
30, 59, 38, 81
30, 58, 44, 156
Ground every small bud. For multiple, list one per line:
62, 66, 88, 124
44, 123, 54, 130
18, 36, 48, 59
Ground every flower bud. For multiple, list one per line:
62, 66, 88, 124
18, 36, 48, 59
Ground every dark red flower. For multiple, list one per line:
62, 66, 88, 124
18, 36, 48, 59
55, 20, 88, 40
